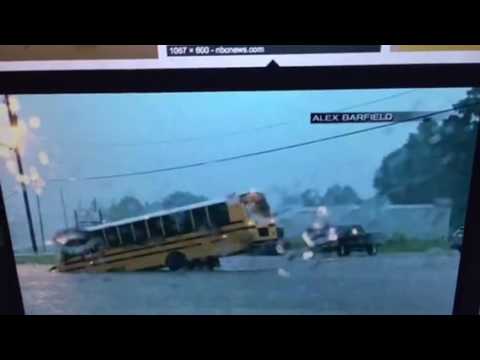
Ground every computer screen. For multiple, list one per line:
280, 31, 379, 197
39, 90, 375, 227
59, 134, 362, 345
1, 86, 479, 314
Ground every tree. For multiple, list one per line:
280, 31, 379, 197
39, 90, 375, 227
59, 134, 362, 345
323, 185, 362, 205
341, 185, 363, 204
270, 186, 302, 208
144, 200, 163, 213
161, 191, 208, 210
300, 189, 322, 207
374, 88, 480, 228
106, 196, 145, 221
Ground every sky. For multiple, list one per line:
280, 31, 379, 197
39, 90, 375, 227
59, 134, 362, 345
0, 87, 472, 249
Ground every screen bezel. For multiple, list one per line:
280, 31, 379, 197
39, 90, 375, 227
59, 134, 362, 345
1, 63, 479, 315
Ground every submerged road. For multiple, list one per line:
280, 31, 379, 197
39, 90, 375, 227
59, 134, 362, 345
16, 252, 460, 315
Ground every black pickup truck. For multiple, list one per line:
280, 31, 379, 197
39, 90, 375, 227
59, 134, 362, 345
304, 225, 380, 257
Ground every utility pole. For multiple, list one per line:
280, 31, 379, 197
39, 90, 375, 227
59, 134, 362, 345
60, 187, 69, 228
35, 194, 46, 252
74, 210, 79, 229
4, 95, 38, 253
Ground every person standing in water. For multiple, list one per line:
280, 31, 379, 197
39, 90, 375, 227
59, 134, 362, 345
302, 206, 335, 260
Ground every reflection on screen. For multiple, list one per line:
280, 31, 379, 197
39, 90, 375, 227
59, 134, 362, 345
1, 87, 478, 314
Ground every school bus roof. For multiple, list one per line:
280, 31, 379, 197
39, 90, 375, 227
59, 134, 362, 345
84, 198, 230, 232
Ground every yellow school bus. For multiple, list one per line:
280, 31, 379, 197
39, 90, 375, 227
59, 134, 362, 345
51, 192, 283, 273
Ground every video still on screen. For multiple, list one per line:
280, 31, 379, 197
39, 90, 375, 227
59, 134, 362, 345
1, 87, 478, 314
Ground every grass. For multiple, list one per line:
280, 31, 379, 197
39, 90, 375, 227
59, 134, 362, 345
380, 234, 450, 253
15, 254, 57, 265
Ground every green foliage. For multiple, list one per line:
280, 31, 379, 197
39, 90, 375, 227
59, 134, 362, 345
161, 191, 208, 210
381, 233, 450, 253
374, 88, 480, 229
301, 189, 322, 206
15, 254, 57, 265
104, 191, 209, 221
299, 185, 363, 207
144, 200, 163, 213
323, 185, 362, 206
106, 196, 145, 221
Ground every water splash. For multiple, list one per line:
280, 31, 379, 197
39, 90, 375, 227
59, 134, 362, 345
38, 151, 49, 165
302, 251, 314, 261
277, 268, 291, 278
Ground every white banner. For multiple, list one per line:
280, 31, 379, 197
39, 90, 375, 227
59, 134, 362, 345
0, 45, 479, 71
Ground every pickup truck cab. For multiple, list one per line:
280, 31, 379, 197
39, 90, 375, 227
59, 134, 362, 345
303, 224, 379, 257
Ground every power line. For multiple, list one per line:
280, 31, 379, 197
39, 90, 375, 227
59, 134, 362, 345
335, 89, 418, 112
43, 90, 418, 148
304, 89, 418, 183
113, 89, 418, 147
49, 101, 479, 183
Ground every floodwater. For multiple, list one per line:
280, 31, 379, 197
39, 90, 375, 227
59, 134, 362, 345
17, 252, 460, 315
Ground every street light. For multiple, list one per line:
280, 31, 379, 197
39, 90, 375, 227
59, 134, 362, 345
2, 95, 38, 253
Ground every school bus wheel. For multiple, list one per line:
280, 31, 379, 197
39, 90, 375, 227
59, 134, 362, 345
206, 257, 220, 270
166, 251, 188, 271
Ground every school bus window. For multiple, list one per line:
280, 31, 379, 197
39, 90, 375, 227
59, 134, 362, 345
208, 203, 230, 227
162, 215, 178, 237
133, 221, 148, 244
176, 211, 193, 235
105, 227, 120, 247
119, 224, 135, 246
147, 217, 164, 239
192, 207, 209, 231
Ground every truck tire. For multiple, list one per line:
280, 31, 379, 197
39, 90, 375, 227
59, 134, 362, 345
166, 251, 187, 271
337, 245, 347, 257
